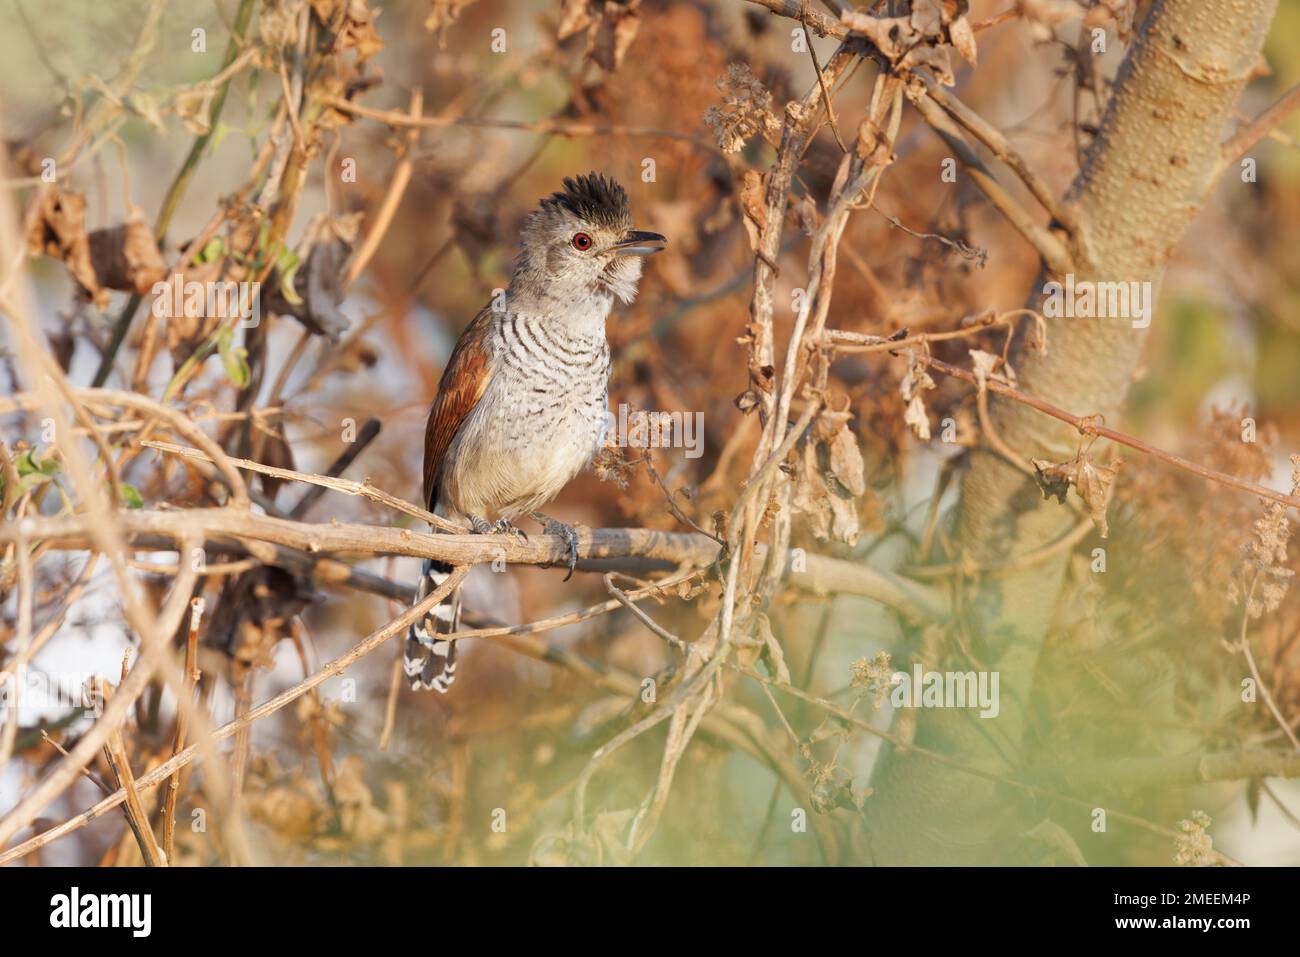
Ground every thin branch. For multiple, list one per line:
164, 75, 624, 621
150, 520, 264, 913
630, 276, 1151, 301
0, 538, 201, 850
604, 573, 687, 652
344, 88, 423, 287
908, 89, 1074, 276
1234, 576, 1300, 751
918, 74, 1078, 231
1220, 80, 1300, 167
918, 354, 1300, 512
803, 18, 849, 153
0, 567, 470, 865
745, 0, 849, 38
139, 438, 460, 531
0, 389, 251, 508
162, 597, 205, 863
100, 679, 165, 867
737, 665, 1247, 866
0, 506, 944, 619
319, 95, 717, 152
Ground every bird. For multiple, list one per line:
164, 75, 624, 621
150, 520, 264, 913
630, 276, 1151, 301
404, 172, 666, 692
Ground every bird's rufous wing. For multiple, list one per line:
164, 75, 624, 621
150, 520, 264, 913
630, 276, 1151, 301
422, 306, 495, 511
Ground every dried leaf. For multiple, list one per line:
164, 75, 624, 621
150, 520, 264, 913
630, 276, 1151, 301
900, 44, 955, 86
425, 0, 479, 35
840, 3, 968, 85
968, 348, 1000, 390
559, 0, 643, 73
310, 0, 384, 62
904, 394, 931, 441
87, 218, 167, 295
1074, 457, 1118, 537
790, 411, 873, 545
557, 0, 595, 39
1031, 452, 1119, 538
826, 424, 867, 497
1032, 458, 1073, 505
794, 193, 818, 236
174, 86, 216, 135
247, 778, 325, 840
949, 15, 978, 66
263, 218, 356, 340
809, 764, 858, 813
26, 189, 104, 307
754, 613, 791, 684
255, 425, 296, 499
840, 11, 921, 60
591, 4, 641, 72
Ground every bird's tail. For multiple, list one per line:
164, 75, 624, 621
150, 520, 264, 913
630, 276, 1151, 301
404, 557, 459, 692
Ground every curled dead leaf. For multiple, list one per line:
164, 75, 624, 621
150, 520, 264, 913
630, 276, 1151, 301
840, 0, 973, 85
174, 86, 216, 136
263, 215, 359, 340
899, 348, 936, 441
1031, 452, 1120, 538
790, 409, 874, 545
557, 0, 643, 73
26, 189, 104, 307
948, 15, 978, 66
904, 394, 931, 442
310, 0, 384, 63
88, 218, 168, 296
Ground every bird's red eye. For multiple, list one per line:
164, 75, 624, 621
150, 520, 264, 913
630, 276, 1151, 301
572, 232, 593, 251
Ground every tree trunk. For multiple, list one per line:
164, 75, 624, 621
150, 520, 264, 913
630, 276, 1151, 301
866, 0, 1278, 865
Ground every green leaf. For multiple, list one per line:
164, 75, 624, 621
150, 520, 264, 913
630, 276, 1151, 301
198, 236, 226, 264
10, 448, 62, 495
119, 483, 145, 509
218, 325, 250, 388
277, 248, 303, 305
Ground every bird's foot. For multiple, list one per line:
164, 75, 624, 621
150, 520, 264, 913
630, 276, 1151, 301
469, 514, 528, 541
493, 518, 528, 541
531, 512, 579, 581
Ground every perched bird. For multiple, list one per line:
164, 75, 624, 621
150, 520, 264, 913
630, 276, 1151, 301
405, 173, 666, 692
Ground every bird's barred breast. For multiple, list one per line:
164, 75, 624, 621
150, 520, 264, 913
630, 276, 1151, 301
439, 314, 610, 520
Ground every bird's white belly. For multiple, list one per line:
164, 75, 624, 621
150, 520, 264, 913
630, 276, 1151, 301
442, 378, 606, 520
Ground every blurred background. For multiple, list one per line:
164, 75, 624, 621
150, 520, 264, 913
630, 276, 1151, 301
1, 0, 1299, 865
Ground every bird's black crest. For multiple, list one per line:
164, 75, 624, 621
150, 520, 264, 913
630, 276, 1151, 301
543, 172, 630, 229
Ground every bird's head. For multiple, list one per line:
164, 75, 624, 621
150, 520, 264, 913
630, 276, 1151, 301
513, 172, 665, 306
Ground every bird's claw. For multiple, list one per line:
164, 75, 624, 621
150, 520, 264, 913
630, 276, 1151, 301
493, 518, 528, 542
532, 512, 579, 581
468, 515, 527, 541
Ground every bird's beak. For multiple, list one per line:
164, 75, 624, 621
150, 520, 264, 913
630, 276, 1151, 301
610, 230, 667, 257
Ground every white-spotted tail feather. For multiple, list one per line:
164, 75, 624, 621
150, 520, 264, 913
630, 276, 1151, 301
405, 558, 459, 692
